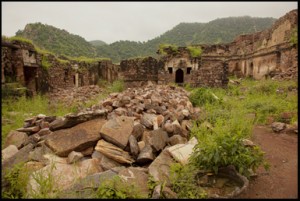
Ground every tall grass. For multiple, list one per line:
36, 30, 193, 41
2, 95, 76, 145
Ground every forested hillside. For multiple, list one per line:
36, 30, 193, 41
14, 16, 275, 63
15, 23, 97, 58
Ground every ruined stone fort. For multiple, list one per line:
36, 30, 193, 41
2, 9, 298, 95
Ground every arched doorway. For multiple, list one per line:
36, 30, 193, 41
175, 69, 184, 83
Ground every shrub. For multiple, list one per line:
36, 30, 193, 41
190, 113, 269, 178
187, 46, 202, 57
189, 87, 221, 106
158, 44, 178, 55
109, 79, 125, 93
95, 176, 144, 198
2, 163, 29, 198
170, 162, 207, 198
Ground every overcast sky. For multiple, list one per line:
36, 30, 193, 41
1, 1, 298, 44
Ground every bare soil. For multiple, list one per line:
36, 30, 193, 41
237, 125, 298, 199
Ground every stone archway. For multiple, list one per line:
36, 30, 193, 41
175, 68, 184, 83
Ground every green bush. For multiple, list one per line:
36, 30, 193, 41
109, 80, 125, 93
187, 46, 202, 57
158, 44, 178, 55
190, 116, 268, 178
95, 176, 145, 199
2, 163, 29, 198
189, 88, 221, 106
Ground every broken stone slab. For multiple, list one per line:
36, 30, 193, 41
166, 137, 198, 165
45, 128, 100, 157
149, 129, 169, 152
148, 149, 175, 187
67, 151, 84, 164
100, 116, 134, 149
92, 150, 122, 171
16, 126, 40, 134
37, 128, 52, 137
118, 167, 149, 198
95, 140, 134, 164
136, 144, 155, 165
128, 135, 139, 158
50, 110, 107, 131
46, 118, 106, 157
2, 144, 19, 161
27, 158, 102, 197
3, 130, 28, 149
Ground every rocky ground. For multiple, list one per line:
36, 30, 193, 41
2, 83, 297, 198
2, 83, 202, 198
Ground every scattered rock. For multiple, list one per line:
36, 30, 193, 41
271, 122, 286, 133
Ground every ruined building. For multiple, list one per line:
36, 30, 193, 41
1, 9, 298, 95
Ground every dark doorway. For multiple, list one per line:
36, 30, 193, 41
23, 66, 37, 96
175, 69, 184, 83
249, 62, 254, 78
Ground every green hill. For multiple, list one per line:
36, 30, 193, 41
15, 22, 97, 58
14, 16, 276, 63
89, 40, 107, 47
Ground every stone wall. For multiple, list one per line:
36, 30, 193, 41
1, 40, 117, 95
119, 57, 161, 87
225, 9, 298, 79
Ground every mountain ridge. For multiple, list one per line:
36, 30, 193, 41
13, 16, 276, 62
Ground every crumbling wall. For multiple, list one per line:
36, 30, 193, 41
119, 57, 160, 87
225, 9, 298, 79
191, 59, 229, 87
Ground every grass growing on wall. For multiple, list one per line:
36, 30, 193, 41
187, 46, 203, 57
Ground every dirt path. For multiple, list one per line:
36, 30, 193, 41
237, 125, 298, 199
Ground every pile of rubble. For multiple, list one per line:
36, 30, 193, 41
48, 85, 103, 106
270, 66, 298, 81
2, 83, 204, 198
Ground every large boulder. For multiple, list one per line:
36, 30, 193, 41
45, 118, 105, 157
